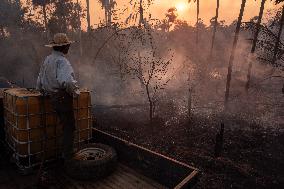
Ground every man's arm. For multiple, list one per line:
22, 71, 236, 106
36, 65, 43, 91
56, 59, 80, 97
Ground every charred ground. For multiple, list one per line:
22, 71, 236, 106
94, 107, 284, 189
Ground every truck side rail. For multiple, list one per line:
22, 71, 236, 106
92, 128, 200, 189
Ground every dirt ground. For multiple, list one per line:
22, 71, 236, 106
94, 107, 284, 189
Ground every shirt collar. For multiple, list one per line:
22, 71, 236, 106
52, 50, 65, 57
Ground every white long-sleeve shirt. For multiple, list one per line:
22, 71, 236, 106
36, 51, 80, 96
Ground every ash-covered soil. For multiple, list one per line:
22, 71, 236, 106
94, 107, 284, 189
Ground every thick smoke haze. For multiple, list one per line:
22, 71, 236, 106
0, 0, 282, 128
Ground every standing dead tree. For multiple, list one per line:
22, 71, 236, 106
98, 0, 116, 26
86, 0, 91, 31
139, 0, 144, 26
243, 17, 284, 69
214, 123, 224, 157
98, 0, 109, 25
126, 0, 153, 26
126, 49, 173, 122
224, 0, 247, 109
76, 0, 83, 79
245, 0, 266, 92
209, 0, 220, 59
90, 26, 175, 123
272, 5, 284, 65
116, 25, 174, 122
187, 67, 193, 120
107, 0, 116, 25
189, 0, 200, 45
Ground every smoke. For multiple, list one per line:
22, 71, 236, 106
0, 3, 283, 128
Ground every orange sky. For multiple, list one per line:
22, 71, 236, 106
23, 0, 282, 28
81, 0, 281, 28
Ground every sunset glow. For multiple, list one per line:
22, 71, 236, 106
20, 0, 282, 29
175, 2, 188, 13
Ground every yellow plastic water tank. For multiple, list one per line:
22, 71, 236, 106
3, 88, 92, 170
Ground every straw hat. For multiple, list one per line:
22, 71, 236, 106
45, 33, 75, 47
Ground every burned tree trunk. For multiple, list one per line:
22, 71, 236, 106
108, 10, 112, 26
272, 5, 284, 65
189, 0, 200, 44
187, 71, 192, 120
214, 123, 224, 157
209, 0, 220, 58
76, 0, 83, 58
146, 84, 154, 122
245, 0, 266, 93
224, 0, 247, 109
188, 87, 192, 120
196, 0, 200, 45
137, 51, 145, 88
42, 3, 49, 38
99, 0, 109, 26
107, 0, 113, 26
139, 0, 144, 26
101, 0, 109, 26
105, 8, 108, 26
86, 0, 91, 31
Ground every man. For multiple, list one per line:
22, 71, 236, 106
36, 33, 80, 160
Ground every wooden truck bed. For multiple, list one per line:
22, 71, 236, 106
0, 129, 199, 189
0, 162, 165, 189
54, 163, 166, 189
92, 128, 200, 189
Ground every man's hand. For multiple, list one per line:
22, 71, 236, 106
73, 88, 80, 98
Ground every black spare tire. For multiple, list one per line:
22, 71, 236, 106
64, 143, 117, 180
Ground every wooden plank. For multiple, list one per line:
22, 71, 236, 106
106, 167, 138, 188
57, 163, 165, 189
112, 165, 162, 189
98, 164, 165, 189
118, 164, 167, 189
174, 170, 199, 189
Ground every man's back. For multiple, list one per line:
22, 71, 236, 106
37, 50, 79, 96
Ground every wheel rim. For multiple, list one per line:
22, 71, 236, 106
74, 147, 107, 161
